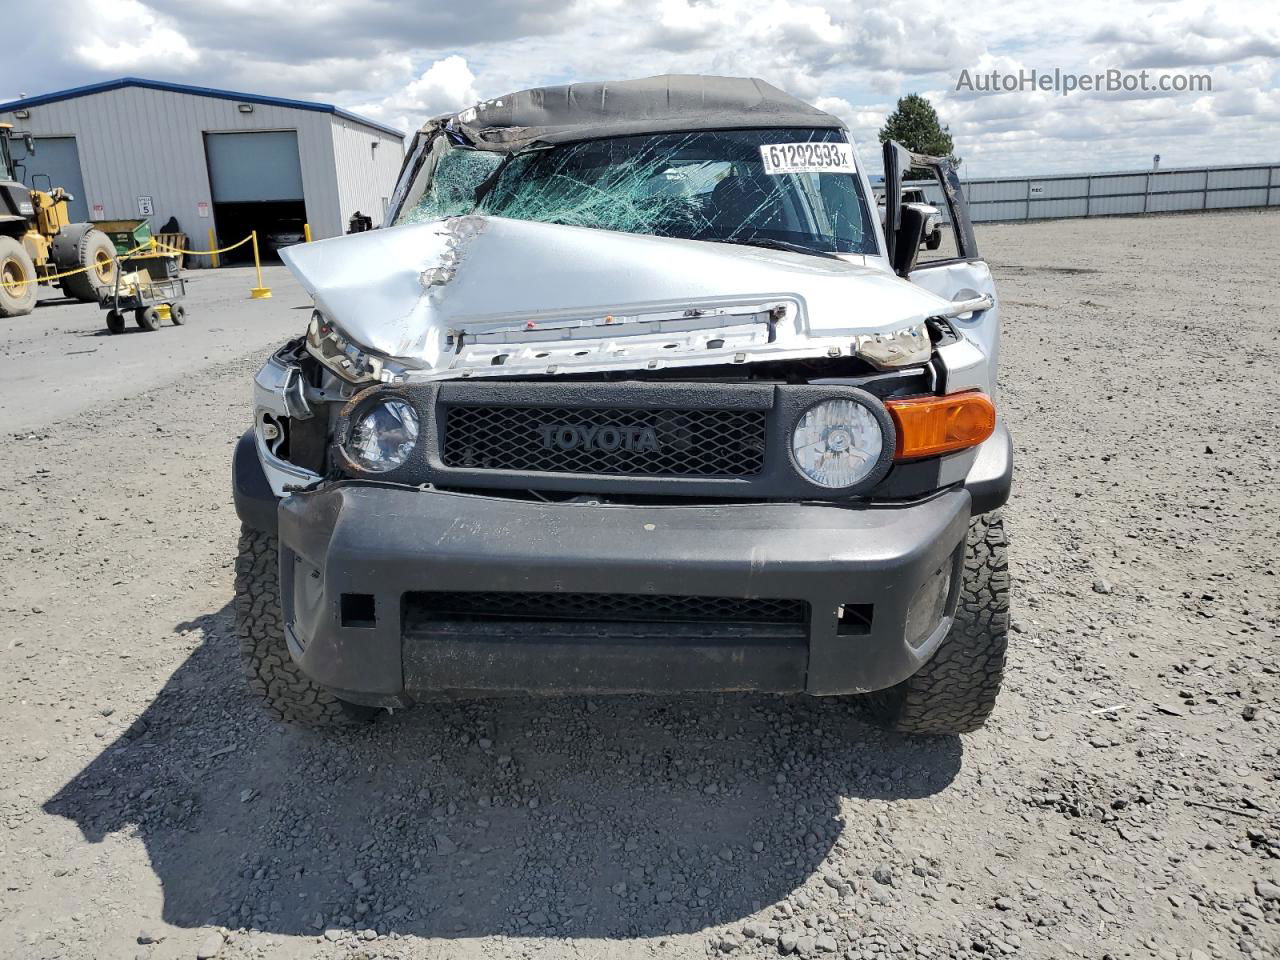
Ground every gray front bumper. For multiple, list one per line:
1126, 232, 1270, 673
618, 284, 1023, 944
275, 485, 972, 704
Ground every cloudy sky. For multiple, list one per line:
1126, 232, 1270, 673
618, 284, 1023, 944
5, 0, 1278, 176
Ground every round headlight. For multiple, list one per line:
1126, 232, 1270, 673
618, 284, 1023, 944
791, 398, 884, 488
347, 398, 419, 473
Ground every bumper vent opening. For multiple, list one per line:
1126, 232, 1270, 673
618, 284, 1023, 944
405, 591, 807, 626
340, 593, 377, 628
836, 603, 874, 636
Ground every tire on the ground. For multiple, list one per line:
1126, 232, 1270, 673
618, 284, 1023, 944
168, 303, 186, 325
0, 236, 38, 318
105, 309, 125, 334
235, 525, 376, 727
135, 306, 160, 331
58, 228, 117, 303
926, 228, 943, 251
867, 512, 1009, 735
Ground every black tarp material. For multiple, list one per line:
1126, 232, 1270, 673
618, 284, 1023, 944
442, 75, 843, 153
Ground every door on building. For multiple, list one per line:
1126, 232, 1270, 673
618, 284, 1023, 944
10, 136, 90, 222
204, 130, 307, 263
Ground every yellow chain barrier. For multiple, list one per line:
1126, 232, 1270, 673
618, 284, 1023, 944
7, 239, 154, 288
150, 231, 271, 298
150, 234, 255, 256
7, 232, 264, 293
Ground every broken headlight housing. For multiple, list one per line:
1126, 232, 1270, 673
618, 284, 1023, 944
306, 311, 406, 385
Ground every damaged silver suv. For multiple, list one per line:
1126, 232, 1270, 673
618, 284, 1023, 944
232, 75, 1012, 734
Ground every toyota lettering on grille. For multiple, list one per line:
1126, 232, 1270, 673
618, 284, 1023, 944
537, 423, 661, 453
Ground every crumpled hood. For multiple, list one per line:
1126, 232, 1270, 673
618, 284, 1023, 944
282, 216, 952, 378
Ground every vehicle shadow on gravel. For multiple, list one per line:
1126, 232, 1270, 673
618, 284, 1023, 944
45, 604, 962, 940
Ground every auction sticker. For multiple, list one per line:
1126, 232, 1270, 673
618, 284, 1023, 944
759, 141, 855, 175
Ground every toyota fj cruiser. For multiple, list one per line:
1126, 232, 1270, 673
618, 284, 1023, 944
232, 75, 1011, 734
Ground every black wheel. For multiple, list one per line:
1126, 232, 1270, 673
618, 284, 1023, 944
235, 525, 377, 727
0, 236, 38, 318
135, 306, 161, 331
168, 303, 186, 325
105, 310, 125, 334
59, 229, 117, 303
925, 228, 943, 251
867, 513, 1009, 734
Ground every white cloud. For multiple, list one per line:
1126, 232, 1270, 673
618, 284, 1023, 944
9, 0, 1279, 176
399, 56, 480, 116
73, 0, 199, 71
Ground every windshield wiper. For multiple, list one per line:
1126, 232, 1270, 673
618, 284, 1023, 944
708, 236, 845, 261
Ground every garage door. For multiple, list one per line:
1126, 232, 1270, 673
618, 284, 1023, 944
9, 136, 89, 222
205, 131, 304, 202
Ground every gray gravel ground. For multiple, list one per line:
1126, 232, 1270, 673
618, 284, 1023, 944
0, 210, 1277, 960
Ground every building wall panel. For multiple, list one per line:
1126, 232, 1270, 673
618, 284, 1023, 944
1089, 175, 1147, 196
1036, 178, 1088, 200
1147, 191, 1204, 212
1205, 187, 1269, 209
1150, 170, 1207, 192
1089, 194, 1146, 215
967, 180, 1027, 203
1030, 197, 1088, 218
329, 119, 406, 230
972, 200, 1026, 221
0, 85, 403, 259
885, 162, 1278, 223
1206, 168, 1269, 189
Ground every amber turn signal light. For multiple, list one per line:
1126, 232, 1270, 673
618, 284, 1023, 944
886, 391, 996, 460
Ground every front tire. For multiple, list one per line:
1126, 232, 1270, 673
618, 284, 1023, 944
868, 513, 1009, 735
234, 525, 376, 727
0, 236, 38, 318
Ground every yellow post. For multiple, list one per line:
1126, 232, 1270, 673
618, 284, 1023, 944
208, 228, 220, 269
249, 231, 272, 300
303, 223, 313, 243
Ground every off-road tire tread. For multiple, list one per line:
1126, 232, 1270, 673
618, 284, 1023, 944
877, 513, 1009, 734
234, 525, 372, 727
60, 229, 116, 303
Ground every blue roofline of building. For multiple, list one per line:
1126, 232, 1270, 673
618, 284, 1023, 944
0, 76, 405, 139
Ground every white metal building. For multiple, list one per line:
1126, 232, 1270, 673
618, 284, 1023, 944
0, 77, 405, 263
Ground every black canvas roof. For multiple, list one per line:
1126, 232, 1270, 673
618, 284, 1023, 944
446, 74, 843, 152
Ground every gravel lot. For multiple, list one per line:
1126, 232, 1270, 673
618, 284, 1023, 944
1, 210, 1277, 960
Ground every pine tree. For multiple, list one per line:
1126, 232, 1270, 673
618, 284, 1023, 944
878, 94, 960, 177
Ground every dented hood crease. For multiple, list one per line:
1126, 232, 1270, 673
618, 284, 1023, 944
281, 216, 951, 378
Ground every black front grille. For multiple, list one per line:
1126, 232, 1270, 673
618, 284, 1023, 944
407, 591, 807, 625
442, 405, 766, 477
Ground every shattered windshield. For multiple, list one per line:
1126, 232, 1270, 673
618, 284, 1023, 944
398, 128, 877, 257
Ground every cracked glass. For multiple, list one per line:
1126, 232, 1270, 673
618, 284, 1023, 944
398, 128, 877, 257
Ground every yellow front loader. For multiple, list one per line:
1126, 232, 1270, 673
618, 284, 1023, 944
0, 124, 117, 318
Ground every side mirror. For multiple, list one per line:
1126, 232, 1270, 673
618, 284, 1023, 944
23, 134, 35, 155
891, 204, 928, 277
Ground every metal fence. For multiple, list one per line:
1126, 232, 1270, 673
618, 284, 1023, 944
905, 161, 1280, 223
